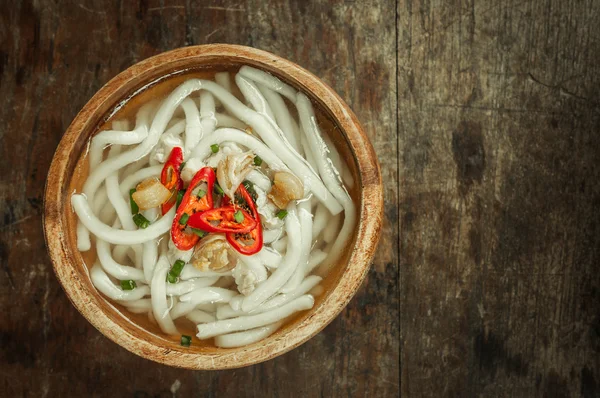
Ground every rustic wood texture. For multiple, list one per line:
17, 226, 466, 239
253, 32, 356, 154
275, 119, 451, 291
1, 0, 398, 397
398, 0, 600, 396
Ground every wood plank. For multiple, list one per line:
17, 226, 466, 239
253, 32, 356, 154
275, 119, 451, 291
0, 0, 399, 396
398, 0, 600, 396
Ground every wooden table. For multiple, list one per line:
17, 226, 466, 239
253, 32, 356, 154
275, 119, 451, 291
1, 1, 599, 397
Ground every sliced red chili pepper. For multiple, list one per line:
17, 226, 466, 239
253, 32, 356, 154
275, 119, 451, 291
161, 147, 184, 215
187, 206, 256, 234
225, 185, 263, 255
171, 167, 215, 251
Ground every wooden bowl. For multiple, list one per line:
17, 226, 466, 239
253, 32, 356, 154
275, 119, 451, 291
43, 44, 382, 369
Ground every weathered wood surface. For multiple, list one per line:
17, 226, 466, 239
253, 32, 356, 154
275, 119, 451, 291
0, 0, 399, 397
398, 0, 600, 396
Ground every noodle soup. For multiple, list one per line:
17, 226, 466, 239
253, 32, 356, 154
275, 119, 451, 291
69, 65, 358, 349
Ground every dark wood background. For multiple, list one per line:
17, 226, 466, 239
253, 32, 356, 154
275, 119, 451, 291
1, 0, 599, 397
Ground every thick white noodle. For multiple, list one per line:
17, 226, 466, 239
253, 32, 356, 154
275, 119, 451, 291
305, 249, 328, 275
76, 220, 91, 251
323, 213, 341, 243
142, 239, 158, 284
199, 91, 217, 141
297, 93, 356, 275
214, 71, 231, 92
214, 321, 283, 348
179, 266, 232, 280
93, 186, 108, 215
254, 247, 283, 269
262, 228, 283, 244
96, 238, 145, 281
186, 310, 216, 324
270, 236, 287, 253
165, 277, 220, 296
170, 301, 196, 320
179, 287, 237, 306
72, 194, 175, 245
256, 82, 300, 151
311, 203, 329, 240
215, 112, 246, 130
229, 295, 244, 311
217, 275, 322, 320
123, 298, 152, 313
197, 295, 314, 339
235, 74, 276, 122
238, 65, 297, 103
90, 263, 150, 301
241, 206, 301, 312
282, 200, 312, 292
150, 256, 178, 335
181, 97, 202, 156
322, 133, 354, 189
245, 170, 271, 192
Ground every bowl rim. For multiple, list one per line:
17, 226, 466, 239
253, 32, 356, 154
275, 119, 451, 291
43, 44, 383, 369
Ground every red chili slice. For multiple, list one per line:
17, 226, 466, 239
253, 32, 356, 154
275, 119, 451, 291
160, 147, 184, 215
171, 167, 215, 251
187, 206, 256, 234
224, 185, 263, 255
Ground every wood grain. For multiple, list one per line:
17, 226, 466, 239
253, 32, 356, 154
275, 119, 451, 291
1, 0, 398, 397
398, 0, 600, 396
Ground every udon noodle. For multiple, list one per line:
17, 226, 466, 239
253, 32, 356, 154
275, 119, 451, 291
71, 66, 356, 348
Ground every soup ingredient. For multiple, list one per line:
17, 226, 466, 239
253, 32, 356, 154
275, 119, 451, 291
187, 206, 256, 234
191, 235, 236, 272
132, 177, 172, 210
132, 213, 151, 229
267, 171, 304, 209
120, 280, 137, 290
167, 259, 186, 283
223, 185, 263, 255
216, 151, 255, 200
160, 147, 184, 214
171, 167, 215, 251
180, 335, 192, 347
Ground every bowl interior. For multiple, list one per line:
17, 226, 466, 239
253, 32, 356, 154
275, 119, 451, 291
45, 45, 382, 369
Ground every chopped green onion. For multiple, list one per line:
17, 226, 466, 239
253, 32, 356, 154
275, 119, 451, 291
167, 260, 186, 283
181, 335, 192, 347
197, 189, 206, 199
120, 280, 136, 290
129, 189, 139, 214
179, 213, 189, 225
191, 228, 208, 238
234, 210, 244, 223
211, 144, 219, 153
180, 161, 186, 171
171, 260, 186, 277
253, 155, 263, 166
133, 213, 150, 228
176, 189, 185, 209
276, 210, 288, 220
213, 183, 224, 195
